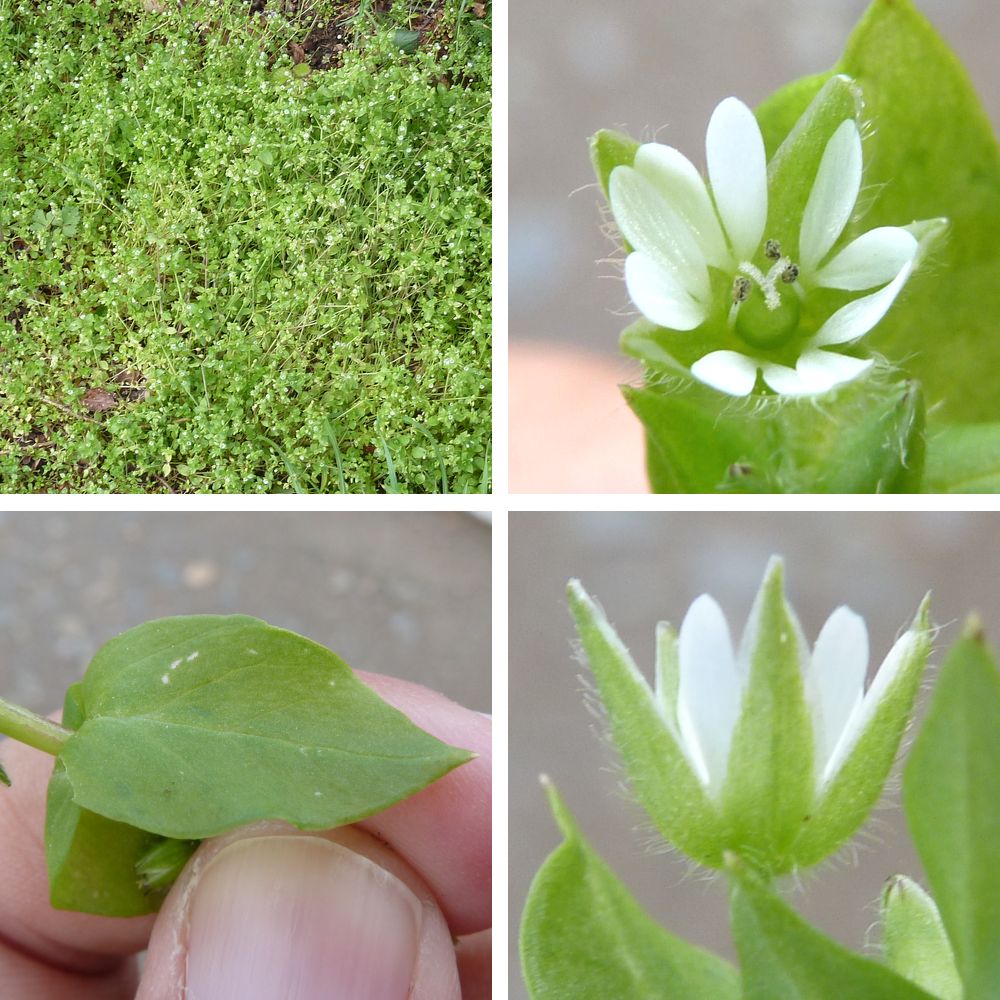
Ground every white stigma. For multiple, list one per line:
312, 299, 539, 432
737, 254, 797, 312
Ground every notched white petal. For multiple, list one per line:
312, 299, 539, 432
677, 594, 743, 794
808, 606, 868, 782
799, 119, 863, 274
634, 143, 731, 269
706, 97, 768, 262
813, 227, 918, 291
610, 166, 711, 302
812, 261, 914, 346
690, 350, 759, 396
624, 252, 707, 331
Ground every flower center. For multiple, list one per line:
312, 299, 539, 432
730, 239, 801, 349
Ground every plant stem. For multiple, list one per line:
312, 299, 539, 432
0, 696, 72, 756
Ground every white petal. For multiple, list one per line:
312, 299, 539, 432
690, 350, 759, 396
624, 252, 707, 331
811, 261, 914, 346
807, 606, 869, 784
759, 362, 813, 396
813, 227, 918, 291
822, 630, 918, 786
794, 350, 874, 392
609, 166, 711, 302
799, 119, 863, 274
634, 143, 731, 269
705, 97, 767, 262
677, 594, 743, 794
761, 351, 873, 396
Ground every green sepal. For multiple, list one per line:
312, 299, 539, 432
881, 875, 962, 1000
904, 623, 1000, 998
567, 580, 721, 866
135, 836, 200, 894
0, 761, 10, 787
924, 423, 1000, 493
589, 129, 639, 197
721, 558, 814, 874
521, 780, 739, 1000
764, 74, 863, 260
789, 597, 931, 868
756, 0, 1000, 422
730, 870, 938, 999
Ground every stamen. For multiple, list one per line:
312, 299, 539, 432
731, 276, 751, 303
781, 263, 799, 284
764, 239, 782, 260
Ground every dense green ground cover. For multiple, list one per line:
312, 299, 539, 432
0, 0, 491, 492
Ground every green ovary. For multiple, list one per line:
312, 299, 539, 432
735, 285, 801, 350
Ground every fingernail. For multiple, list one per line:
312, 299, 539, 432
185, 836, 421, 1000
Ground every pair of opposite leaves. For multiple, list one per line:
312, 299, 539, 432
39, 615, 471, 916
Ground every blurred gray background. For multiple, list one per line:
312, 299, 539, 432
510, 512, 1000, 997
510, 0, 1000, 357
0, 512, 490, 715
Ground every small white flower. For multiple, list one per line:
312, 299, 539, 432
608, 85, 945, 396
673, 587, 921, 798
568, 559, 930, 873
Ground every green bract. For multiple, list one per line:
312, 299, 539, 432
39, 615, 471, 916
568, 558, 930, 874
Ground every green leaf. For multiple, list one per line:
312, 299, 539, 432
924, 423, 1000, 492
566, 581, 721, 867
45, 680, 166, 915
56, 615, 471, 839
0, 761, 9, 787
46, 760, 164, 915
881, 875, 962, 1000
722, 558, 814, 872
789, 599, 930, 869
731, 874, 937, 1000
756, 0, 1000, 422
904, 624, 1000, 998
622, 383, 764, 493
393, 29, 421, 53
589, 129, 639, 197
521, 780, 739, 1000
626, 373, 925, 493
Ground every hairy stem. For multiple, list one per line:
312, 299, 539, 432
0, 696, 72, 756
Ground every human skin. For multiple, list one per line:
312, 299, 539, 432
0, 672, 491, 999
509, 341, 648, 493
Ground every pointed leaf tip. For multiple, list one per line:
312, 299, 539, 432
961, 613, 986, 644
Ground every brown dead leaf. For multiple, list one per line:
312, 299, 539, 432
82, 388, 119, 413
472, 2, 486, 15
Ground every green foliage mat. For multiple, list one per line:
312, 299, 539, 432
0, 0, 491, 493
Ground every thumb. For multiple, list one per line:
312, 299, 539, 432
139, 824, 461, 1000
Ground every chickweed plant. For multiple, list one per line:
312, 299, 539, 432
0, 0, 491, 493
